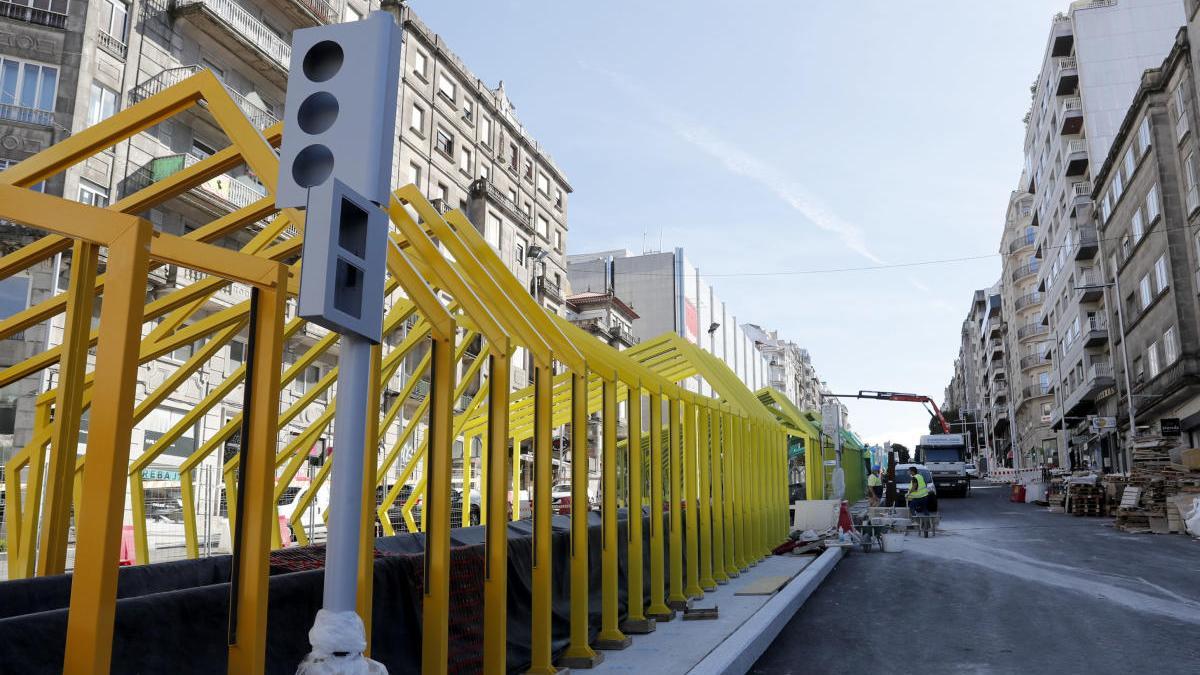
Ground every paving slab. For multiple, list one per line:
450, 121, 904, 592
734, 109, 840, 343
591, 548, 841, 674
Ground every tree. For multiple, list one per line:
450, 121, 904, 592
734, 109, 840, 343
892, 443, 911, 464
931, 407, 963, 435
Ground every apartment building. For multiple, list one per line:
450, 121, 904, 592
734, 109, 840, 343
1023, 0, 1182, 468
565, 290, 640, 351
1094, 28, 1200, 456
0, 1, 572, 528
742, 324, 825, 412
1000, 190, 1058, 467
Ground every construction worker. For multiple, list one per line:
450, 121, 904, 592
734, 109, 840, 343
867, 467, 882, 506
906, 466, 930, 517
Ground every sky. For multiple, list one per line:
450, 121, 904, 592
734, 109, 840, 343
407, 0, 1074, 448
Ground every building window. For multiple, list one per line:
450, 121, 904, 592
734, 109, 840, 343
1187, 152, 1200, 213
408, 162, 422, 187
462, 98, 473, 122
479, 163, 489, 180
410, 104, 424, 133
515, 239, 526, 266
554, 229, 563, 252
413, 50, 428, 78
479, 116, 492, 146
0, 272, 31, 321
459, 146, 471, 173
524, 158, 533, 180
0, 56, 58, 115
435, 128, 454, 157
343, 3, 362, 21
1164, 325, 1180, 365
1112, 170, 1124, 202
87, 82, 118, 127
536, 214, 549, 239
1138, 116, 1152, 154
100, 0, 129, 44
1139, 274, 1152, 310
1123, 146, 1136, 179
1148, 340, 1161, 378
555, 188, 564, 210
437, 183, 449, 204
1154, 254, 1169, 293
1147, 183, 1161, 221
78, 179, 109, 207
536, 172, 549, 195
508, 143, 518, 172
485, 211, 501, 249
1131, 208, 1144, 243
437, 72, 457, 102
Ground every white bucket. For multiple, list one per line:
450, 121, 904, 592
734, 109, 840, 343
881, 532, 907, 553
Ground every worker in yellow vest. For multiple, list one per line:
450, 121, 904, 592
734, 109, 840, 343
867, 468, 882, 506
906, 466, 930, 517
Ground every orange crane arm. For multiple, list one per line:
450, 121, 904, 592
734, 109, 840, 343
822, 390, 952, 434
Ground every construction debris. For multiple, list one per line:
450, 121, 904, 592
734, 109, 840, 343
1116, 436, 1200, 535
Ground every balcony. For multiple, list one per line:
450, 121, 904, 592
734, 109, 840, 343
1063, 361, 1115, 417
0, 0, 67, 29
1017, 322, 1049, 341
1050, 16, 1073, 57
535, 276, 564, 304
1014, 291, 1043, 312
173, 0, 291, 87
1071, 180, 1092, 209
987, 338, 1004, 361
1074, 270, 1104, 301
0, 102, 56, 128
1082, 315, 1108, 347
1022, 381, 1052, 400
1074, 222, 1098, 259
122, 153, 267, 215
129, 66, 280, 130
613, 325, 639, 347
280, 0, 343, 26
1055, 57, 1079, 96
1060, 97, 1083, 135
97, 30, 128, 60
1008, 230, 1036, 254
1020, 351, 1051, 371
987, 319, 1004, 337
1064, 138, 1088, 177
1133, 355, 1200, 414
179, 267, 252, 305
469, 179, 534, 233
1011, 260, 1039, 283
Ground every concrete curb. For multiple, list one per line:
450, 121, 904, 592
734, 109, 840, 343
688, 546, 845, 675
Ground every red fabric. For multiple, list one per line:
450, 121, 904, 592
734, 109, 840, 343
119, 525, 135, 566
838, 500, 856, 534
1010, 484, 1026, 503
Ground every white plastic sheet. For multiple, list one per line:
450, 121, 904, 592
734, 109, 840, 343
296, 609, 388, 675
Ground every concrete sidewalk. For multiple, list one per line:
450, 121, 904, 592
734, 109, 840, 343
591, 547, 843, 674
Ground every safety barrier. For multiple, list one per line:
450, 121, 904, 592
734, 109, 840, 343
0, 71, 792, 674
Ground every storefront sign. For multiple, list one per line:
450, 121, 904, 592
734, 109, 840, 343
1161, 418, 1181, 437
141, 468, 180, 481
1089, 416, 1117, 434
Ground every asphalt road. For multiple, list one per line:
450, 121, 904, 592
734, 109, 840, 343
752, 482, 1200, 675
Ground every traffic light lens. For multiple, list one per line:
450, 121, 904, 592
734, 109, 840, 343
292, 144, 335, 188
303, 40, 344, 82
297, 91, 339, 134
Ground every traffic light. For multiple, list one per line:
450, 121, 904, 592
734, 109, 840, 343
276, 11, 401, 208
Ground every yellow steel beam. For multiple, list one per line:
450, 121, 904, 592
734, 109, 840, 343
646, 389, 672, 621
596, 379, 628, 649
697, 404, 716, 591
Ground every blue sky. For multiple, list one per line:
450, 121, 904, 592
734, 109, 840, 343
408, 0, 1073, 447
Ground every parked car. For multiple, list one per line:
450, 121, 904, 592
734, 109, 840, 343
550, 482, 598, 514
964, 463, 979, 480
887, 464, 939, 513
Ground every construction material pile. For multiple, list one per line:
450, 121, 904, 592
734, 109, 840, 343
1116, 436, 1200, 534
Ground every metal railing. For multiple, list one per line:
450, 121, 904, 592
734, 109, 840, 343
1017, 323, 1049, 340
123, 153, 266, 211
175, 0, 292, 71
293, 0, 341, 23
0, 0, 67, 28
1072, 181, 1092, 199
1085, 315, 1107, 333
1056, 56, 1078, 74
97, 31, 128, 60
1014, 291, 1042, 312
1062, 97, 1083, 115
1065, 138, 1087, 156
129, 66, 279, 130
1020, 352, 1051, 370
1011, 260, 1039, 282
469, 178, 534, 232
0, 102, 55, 128
535, 276, 563, 303
1008, 231, 1036, 253
1087, 361, 1113, 381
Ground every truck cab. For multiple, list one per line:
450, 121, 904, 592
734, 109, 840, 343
916, 434, 971, 497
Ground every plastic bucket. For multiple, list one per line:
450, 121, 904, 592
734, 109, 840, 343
881, 532, 906, 553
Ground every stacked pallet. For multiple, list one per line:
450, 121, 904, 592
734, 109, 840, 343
1068, 482, 1105, 516
1047, 477, 1066, 510
1117, 436, 1200, 534
1102, 475, 1128, 516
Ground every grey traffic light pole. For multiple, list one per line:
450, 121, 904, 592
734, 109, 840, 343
275, 11, 401, 675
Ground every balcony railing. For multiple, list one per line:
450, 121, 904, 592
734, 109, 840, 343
1020, 352, 1051, 370
174, 0, 291, 73
1085, 315, 1107, 333
1017, 323, 1049, 340
129, 66, 279, 130
469, 178, 534, 232
614, 325, 639, 346
1062, 97, 1083, 115
1056, 57, 1077, 76
1011, 260, 1039, 282
97, 30, 128, 60
1008, 231, 1036, 253
0, 0, 67, 28
535, 276, 563, 303
123, 153, 266, 211
1014, 291, 1043, 312
0, 102, 56, 128
293, 0, 341, 24
1072, 181, 1092, 200
1065, 138, 1087, 156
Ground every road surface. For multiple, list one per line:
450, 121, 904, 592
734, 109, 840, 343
752, 482, 1200, 674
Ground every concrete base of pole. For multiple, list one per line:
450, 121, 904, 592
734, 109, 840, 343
594, 635, 633, 651
647, 608, 677, 622
620, 618, 656, 634
558, 652, 604, 670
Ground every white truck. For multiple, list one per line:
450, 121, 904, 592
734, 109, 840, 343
916, 433, 971, 497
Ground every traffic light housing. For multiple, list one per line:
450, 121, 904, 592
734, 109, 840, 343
276, 11, 401, 208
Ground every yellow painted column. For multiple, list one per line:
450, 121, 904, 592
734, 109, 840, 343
667, 396, 687, 609
646, 391, 673, 620
559, 372, 601, 668
682, 399, 702, 599
710, 409, 728, 584
697, 406, 716, 591
753, 421, 765, 560
62, 222, 153, 675
482, 352, 511, 673
623, 384, 655, 633
595, 380, 630, 650
722, 411, 738, 577
528, 363, 560, 674
735, 416, 750, 569
357, 343, 383, 656
421, 328, 457, 675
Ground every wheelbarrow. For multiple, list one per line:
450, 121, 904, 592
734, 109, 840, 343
858, 524, 889, 552
911, 514, 940, 538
